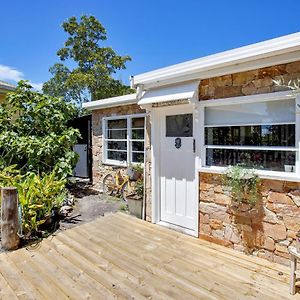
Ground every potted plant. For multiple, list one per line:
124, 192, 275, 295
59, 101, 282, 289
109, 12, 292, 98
125, 178, 144, 219
127, 164, 143, 181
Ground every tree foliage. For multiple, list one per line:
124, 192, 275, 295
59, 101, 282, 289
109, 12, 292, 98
0, 81, 80, 178
43, 15, 133, 104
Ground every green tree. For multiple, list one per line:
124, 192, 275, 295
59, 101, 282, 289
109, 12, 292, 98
0, 81, 80, 178
43, 15, 133, 104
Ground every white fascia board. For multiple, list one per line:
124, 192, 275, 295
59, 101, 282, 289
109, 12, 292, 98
82, 93, 137, 110
133, 32, 300, 87
138, 81, 199, 105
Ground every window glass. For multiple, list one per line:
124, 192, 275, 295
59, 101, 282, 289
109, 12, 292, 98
166, 114, 193, 137
131, 117, 145, 140
106, 119, 127, 139
206, 149, 296, 172
132, 141, 144, 152
132, 152, 144, 163
205, 99, 295, 126
107, 151, 127, 161
107, 141, 127, 151
205, 125, 295, 146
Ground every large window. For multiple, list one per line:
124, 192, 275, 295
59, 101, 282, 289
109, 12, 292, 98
103, 114, 145, 165
204, 99, 297, 172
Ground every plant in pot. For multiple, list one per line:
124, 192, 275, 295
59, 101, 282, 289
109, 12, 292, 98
125, 165, 144, 219
224, 165, 261, 211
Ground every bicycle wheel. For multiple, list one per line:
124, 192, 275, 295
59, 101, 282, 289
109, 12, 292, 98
103, 174, 116, 196
121, 181, 136, 202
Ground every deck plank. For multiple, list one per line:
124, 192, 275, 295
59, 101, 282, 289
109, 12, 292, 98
0, 213, 299, 299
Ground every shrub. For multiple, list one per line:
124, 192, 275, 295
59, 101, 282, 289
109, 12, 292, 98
0, 81, 80, 179
0, 166, 66, 238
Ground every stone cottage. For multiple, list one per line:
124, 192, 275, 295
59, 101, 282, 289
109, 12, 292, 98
83, 32, 300, 265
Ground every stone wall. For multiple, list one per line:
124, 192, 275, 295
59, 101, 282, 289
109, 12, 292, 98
199, 172, 300, 265
91, 104, 145, 190
199, 61, 300, 100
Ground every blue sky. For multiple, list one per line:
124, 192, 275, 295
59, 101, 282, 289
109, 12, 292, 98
0, 0, 299, 89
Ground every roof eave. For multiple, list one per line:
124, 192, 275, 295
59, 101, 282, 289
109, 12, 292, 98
133, 32, 300, 89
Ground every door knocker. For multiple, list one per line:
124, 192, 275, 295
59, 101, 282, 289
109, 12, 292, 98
175, 137, 181, 149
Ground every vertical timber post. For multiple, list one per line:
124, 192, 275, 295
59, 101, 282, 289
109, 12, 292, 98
1, 187, 19, 250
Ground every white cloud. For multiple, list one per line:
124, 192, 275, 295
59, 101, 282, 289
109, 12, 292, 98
0, 64, 23, 82
0, 64, 43, 91
30, 82, 43, 91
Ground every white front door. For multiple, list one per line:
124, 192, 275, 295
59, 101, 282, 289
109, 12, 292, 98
159, 105, 197, 231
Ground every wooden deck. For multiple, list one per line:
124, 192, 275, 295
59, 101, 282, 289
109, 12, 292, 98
0, 212, 299, 299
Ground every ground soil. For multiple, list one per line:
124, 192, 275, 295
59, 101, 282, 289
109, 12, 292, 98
59, 182, 127, 231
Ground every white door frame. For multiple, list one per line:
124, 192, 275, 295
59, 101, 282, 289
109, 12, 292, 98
150, 102, 199, 237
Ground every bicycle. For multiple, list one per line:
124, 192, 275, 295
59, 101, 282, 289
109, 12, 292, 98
102, 167, 141, 202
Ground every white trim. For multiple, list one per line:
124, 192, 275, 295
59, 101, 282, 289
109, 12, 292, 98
199, 90, 295, 107
205, 145, 298, 151
157, 221, 196, 237
133, 32, 300, 88
198, 166, 300, 182
204, 122, 296, 128
102, 113, 146, 167
83, 93, 137, 111
138, 81, 199, 105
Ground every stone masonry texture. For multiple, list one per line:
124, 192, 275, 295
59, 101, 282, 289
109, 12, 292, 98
199, 61, 300, 100
199, 173, 300, 266
91, 104, 152, 221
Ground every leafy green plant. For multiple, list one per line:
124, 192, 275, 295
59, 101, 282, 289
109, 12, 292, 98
135, 179, 144, 199
0, 81, 80, 178
224, 165, 261, 206
0, 167, 66, 238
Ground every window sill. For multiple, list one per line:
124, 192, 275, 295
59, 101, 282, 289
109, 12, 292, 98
198, 166, 300, 182
103, 160, 127, 167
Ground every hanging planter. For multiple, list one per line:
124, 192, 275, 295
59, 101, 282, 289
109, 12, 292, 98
224, 165, 261, 212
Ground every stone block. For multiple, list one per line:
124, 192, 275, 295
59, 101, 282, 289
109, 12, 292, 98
232, 71, 257, 86
209, 219, 223, 230
267, 191, 293, 205
286, 61, 300, 73
263, 207, 284, 225
252, 77, 273, 88
288, 190, 300, 207
199, 202, 227, 215
224, 226, 241, 244
200, 182, 214, 191
199, 213, 209, 224
212, 229, 224, 239
214, 193, 231, 206
262, 179, 284, 192
200, 224, 211, 235
287, 230, 297, 239
263, 222, 286, 241
264, 237, 275, 252
282, 215, 300, 232
275, 244, 289, 254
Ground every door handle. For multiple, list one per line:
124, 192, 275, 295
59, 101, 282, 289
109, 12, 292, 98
193, 139, 196, 153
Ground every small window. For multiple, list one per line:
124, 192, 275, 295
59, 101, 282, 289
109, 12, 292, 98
103, 115, 145, 165
166, 114, 193, 137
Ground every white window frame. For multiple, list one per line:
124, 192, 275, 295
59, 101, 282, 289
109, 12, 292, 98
197, 91, 300, 181
102, 113, 146, 167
